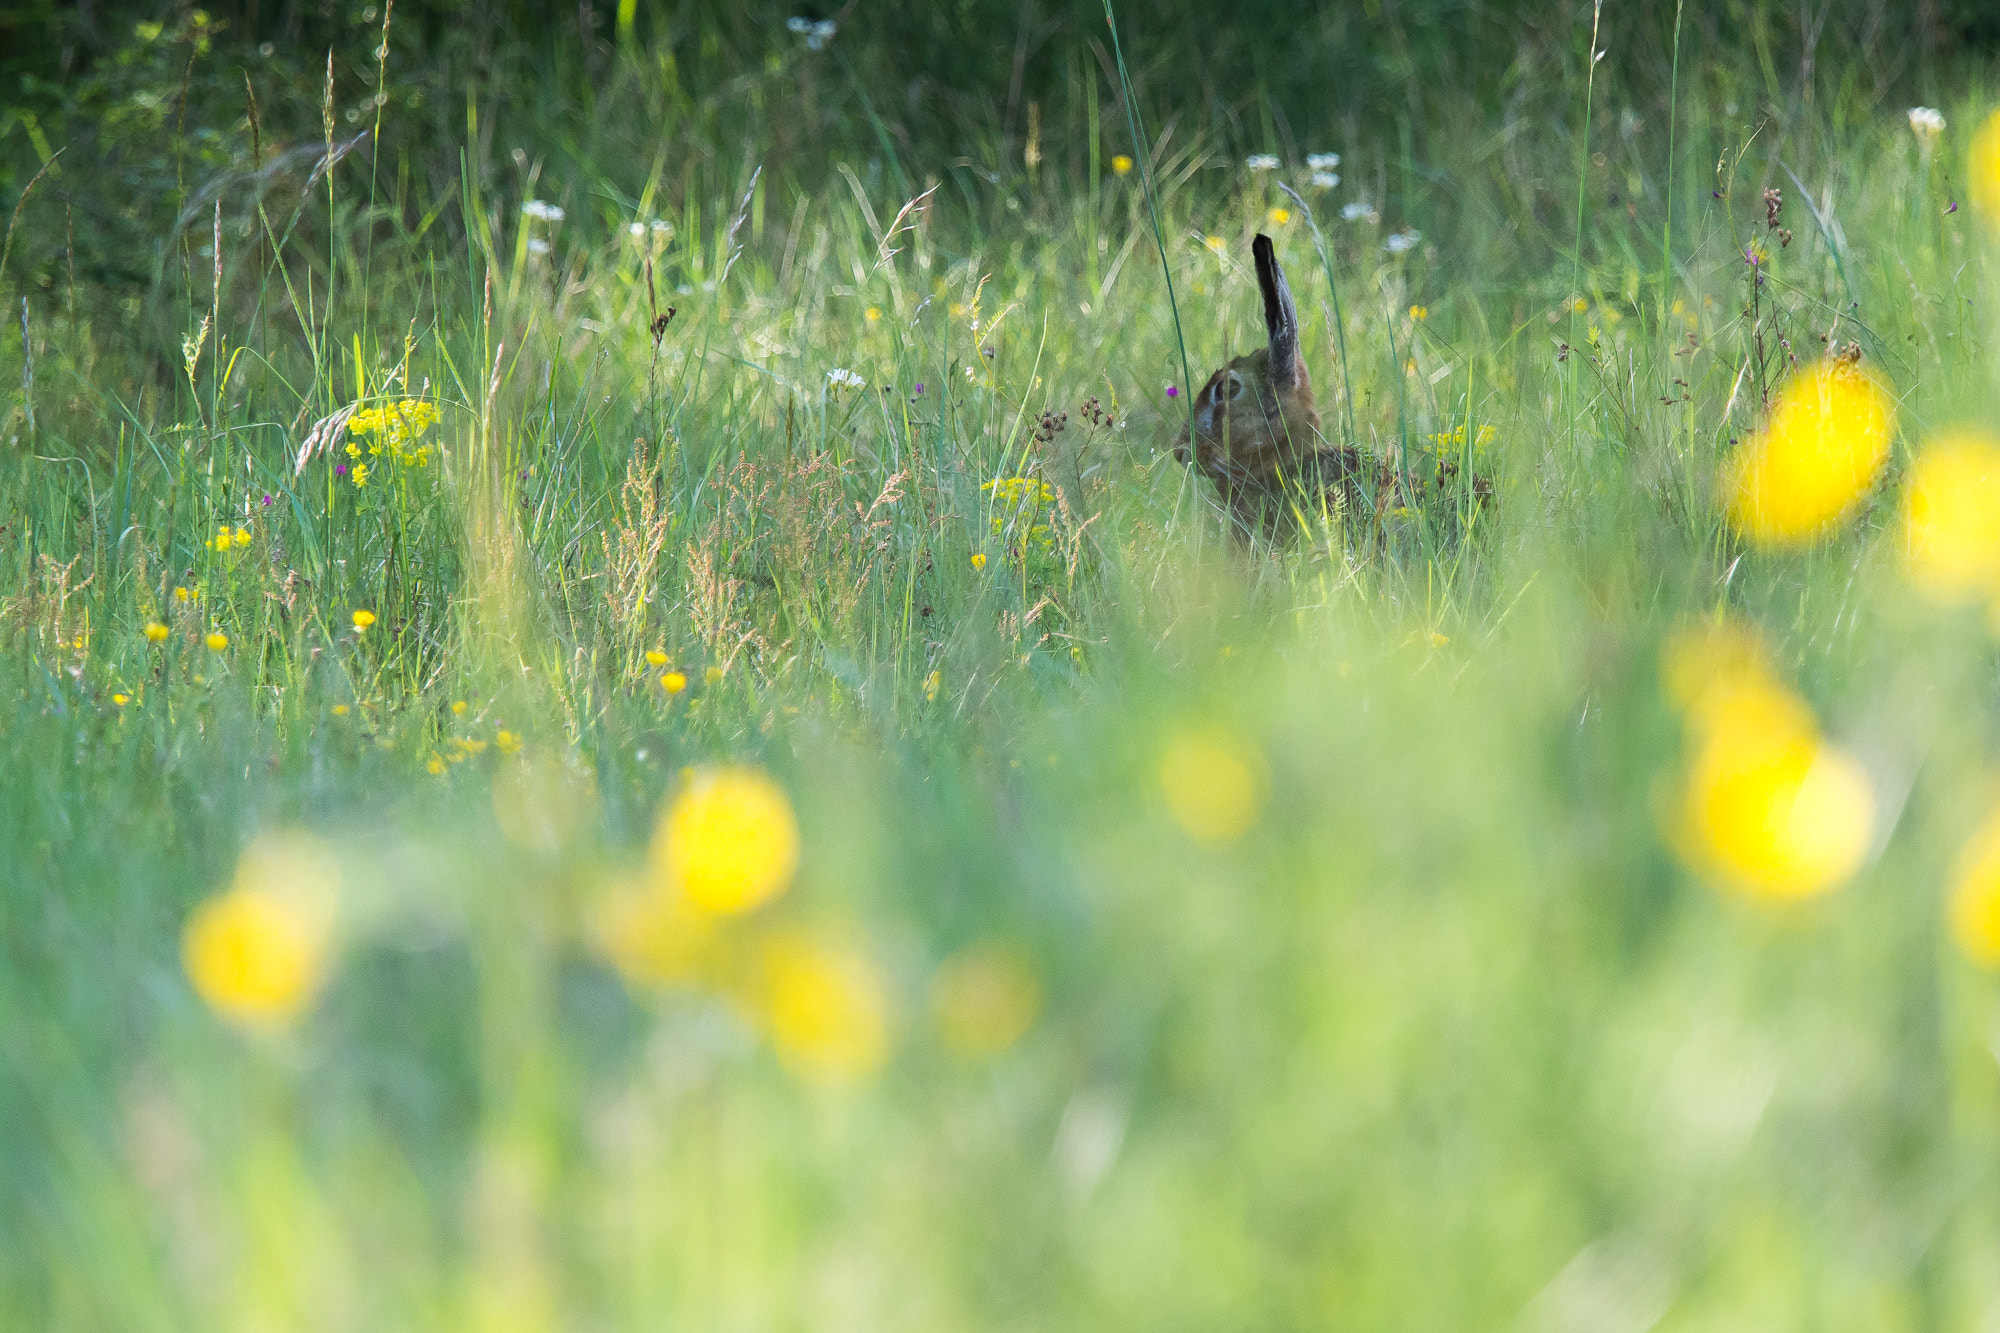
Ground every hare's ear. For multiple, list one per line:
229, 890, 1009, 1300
1254, 233, 1301, 389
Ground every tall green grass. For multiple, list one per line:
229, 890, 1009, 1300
3, 7, 2000, 1327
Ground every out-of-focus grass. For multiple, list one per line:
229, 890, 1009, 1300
5, 8, 2000, 1327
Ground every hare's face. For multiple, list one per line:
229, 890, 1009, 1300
1171, 234, 1319, 484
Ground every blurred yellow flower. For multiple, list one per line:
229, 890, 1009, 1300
653, 766, 800, 915
661, 670, 688, 694
1901, 429, 2000, 603
205, 632, 228, 651
923, 668, 941, 702
1410, 304, 1428, 320
1674, 673, 1873, 901
865, 306, 882, 323
182, 832, 338, 1029
705, 666, 725, 685
971, 552, 987, 571
352, 609, 377, 631
762, 934, 889, 1083
112, 693, 130, 706
932, 942, 1040, 1058
451, 700, 468, 715
174, 586, 197, 603
1159, 728, 1267, 845
1971, 109, 2000, 226
145, 622, 170, 643
645, 649, 669, 666
1722, 361, 1894, 546
332, 704, 349, 716
1204, 235, 1226, 255
593, 873, 719, 989
495, 728, 523, 756
1268, 207, 1291, 225
1951, 806, 2000, 967
1111, 154, 1134, 175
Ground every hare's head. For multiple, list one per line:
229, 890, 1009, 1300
1172, 233, 1319, 481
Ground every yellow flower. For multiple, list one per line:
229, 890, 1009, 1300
1268, 207, 1291, 225
593, 873, 720, 989
145, 622, 170, 643
352, 609, 377, 631
347, 398, 441, 457
352, 462, 370, 488
1722, 361, 1895, 546
210, 526, 233, 552
1674, 674, 1874, 900
205, 632, 228, 651
1111, 154, 1134, 175
705, 666, 725, 685
922, 669, 941, 702
652, 766, 800, 915
761, 933, 889, 1083
426, 754, 446, 775
865, 306, 882, 323
1204, 235, 1226, 255
1950, 805, 2000, 966
1410, 304, 1428, 321
661, 671, 688, 694
1900, 429, 2000, 603
1572, 297, 1589, 313
174, 586, 196, 603
932, 942, 1040, 1058
971, 552, 987, 571
1971, 110, 2000, 227
112, 693, 130, 706
1158, 728, 1267, 845
1427, 631, 1450, 647
495, 729, 523, 756
182, 833, 338, 1029
332, 704, 349, 716
645, 649, 669, 666
451, 700, 467, 716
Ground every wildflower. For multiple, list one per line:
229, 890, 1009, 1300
182, 832, 339, 1029
923, 669, 941, 702
205, 632, 228, 652
262, 494, 273, 506
526, 238, 552, 256
1246, 154, 1280, 171
1428, 631, 1450, 647
1307, 152, 1341, 171
495, 729, 523, 756
1340, 201, 1377, 223
661, 670, 688, 694
1722, 361, 1894, 546
335, 463, 348, 478
1111, 154, 1134, 175
786, 15, 838, 48
827, 367, 865, 391
1165, 384, 1179, 398
971, 552, 987, 571
1951, 806, 2000, 966
628, 221, 646, 238
210, 526, 234, 552
1901, 430, 2000, 603
1384, 229, 1421, 255
865, 306, 882, 322
1410, 304, 1428, 321
593, 872, 719, 989
520, 199, 565, 222
427, 754, 446, 775
352, 609, 377, 632
112, 693, 130, 706
174, 586, 197, 603
1972, 110, 2000, 226
332, 704, 350, 716
651, 765, 800, 915
1158, 728, 1267, 845
913, 383, 925, 396
1204, 235, 1226, 255
761, 933, 889, 1082
145, 622, 170, 643
1908, 106, 1945, 139
705, 665, 725, 685
1268, 207, 1291, 225
1311, 171, 1340, 189
932, 942, 1040, 1058
346, 399, 438, 460
352, 462, 370, 488
646, 649, 669, 666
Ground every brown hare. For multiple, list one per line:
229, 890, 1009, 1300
1173, 233, 1378, 539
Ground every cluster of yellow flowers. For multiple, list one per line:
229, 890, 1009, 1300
208, 524, 254, 553
1662, 621, 1874, 901
342, 398, 440, 488
1721, 361, 1894, 546
981, 477, 1057, 556
1425, 423, 1496, 455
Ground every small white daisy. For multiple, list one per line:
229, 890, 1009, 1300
520, 200, 565, 222
1311, 171, 1340, 190
526, 237, 552, 255
1306, 152, 1341, 171
1340, 201, 1378, 224
1383, 229, 1421, 255
1246, 154, 1280, 171
827, 367, 865, 390
1908, 106, 1945, 138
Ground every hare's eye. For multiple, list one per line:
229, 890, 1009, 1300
1226, 372, 1245, 401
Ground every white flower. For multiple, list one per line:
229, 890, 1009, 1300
1383, 229, 1421, 255
1908, 106, 1945, 137
789, 16, 837, 49
1340, 201, 1378, 223
628, 222, 646, 238
1311, 171, 1340, 190
827, 367, 865, 390
651, 219, 673, 235
526, 237, 552, 255
1245, 154, 1280, 171
520, 200, 565, 222
785, 16, 812, 31
1306, 152, 1341, 171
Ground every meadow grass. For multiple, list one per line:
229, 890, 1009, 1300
6, 11, 2000, 1328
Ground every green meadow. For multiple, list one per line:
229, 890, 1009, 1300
7, 2, 2000, 1326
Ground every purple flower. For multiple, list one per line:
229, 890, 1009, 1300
261, 494, 273, 507
1166, 384, 1179, 398
914, 383, 925, 395
335, 463, 349, 477
1743, 246, 1762, 267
